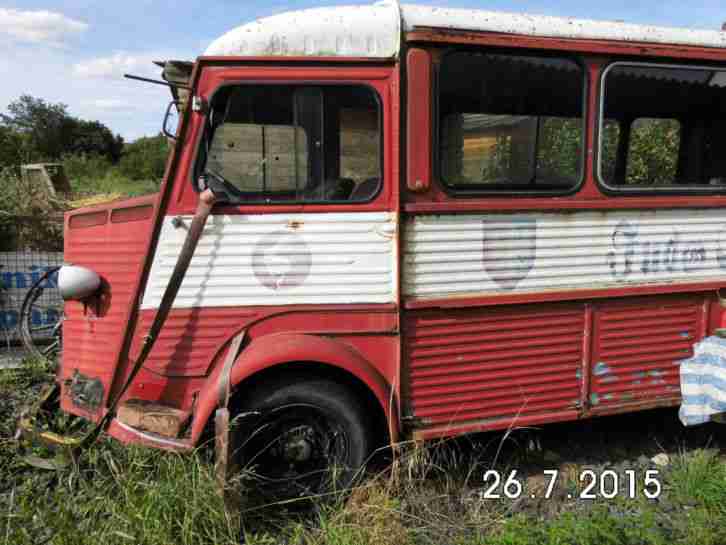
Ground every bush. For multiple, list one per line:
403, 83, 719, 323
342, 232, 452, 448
0, 167, 63, 250
62, 153, 113, 181
118, 134, 169, 181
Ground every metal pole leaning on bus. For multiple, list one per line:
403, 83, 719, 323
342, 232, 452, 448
79, 188, 218, 449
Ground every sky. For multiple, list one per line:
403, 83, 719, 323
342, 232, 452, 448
1, 0, 725, 142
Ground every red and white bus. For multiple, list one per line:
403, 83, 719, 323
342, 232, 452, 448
22, 2, 726, 492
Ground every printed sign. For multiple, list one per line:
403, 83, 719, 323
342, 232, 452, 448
0, 252, 63, 340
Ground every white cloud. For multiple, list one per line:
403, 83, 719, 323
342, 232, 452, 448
0, 8, 87, 46
73, 52, 162, 79
82, 98, 132, 112
1, 45, 170, 141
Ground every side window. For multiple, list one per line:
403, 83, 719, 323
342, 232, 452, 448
198, 85, 381, 203
438, 51, 585, 193
600, 63, 726, 190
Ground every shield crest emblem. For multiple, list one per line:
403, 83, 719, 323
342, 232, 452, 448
482, 217, 537, 290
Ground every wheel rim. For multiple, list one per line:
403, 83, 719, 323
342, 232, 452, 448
238, 403, 352, 497
19, 267, 63, 363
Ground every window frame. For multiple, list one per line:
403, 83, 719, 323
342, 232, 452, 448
191, 80, 384, 205
596, 60, 726, 195
433, 47, 589, 198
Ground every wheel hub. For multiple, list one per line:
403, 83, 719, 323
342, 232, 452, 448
283, 436, 313, 462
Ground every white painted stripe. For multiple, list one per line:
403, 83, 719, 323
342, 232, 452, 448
404, 209, 726, 298
141, 212, 397, 310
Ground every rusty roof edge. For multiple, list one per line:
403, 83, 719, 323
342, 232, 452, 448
401, 4, 726, 50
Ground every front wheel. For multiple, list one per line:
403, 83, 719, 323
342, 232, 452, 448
233, 378, 373, 499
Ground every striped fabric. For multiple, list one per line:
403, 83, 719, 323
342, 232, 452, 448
679, 336, 726, 426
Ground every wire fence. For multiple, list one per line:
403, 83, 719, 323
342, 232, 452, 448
0, 216, 64, 349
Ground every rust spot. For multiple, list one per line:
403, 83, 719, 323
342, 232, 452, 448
117, 399, 188, 438
64, 370, 104, 412
287, 220, 303, 230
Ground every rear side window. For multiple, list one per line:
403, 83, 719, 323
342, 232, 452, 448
197, 85, 381, 203
437, 51, 585, 194
599, 63, 726, 191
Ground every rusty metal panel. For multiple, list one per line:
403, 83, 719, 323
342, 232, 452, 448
401, 6, 726, 50
405, 304, 584, 433
142, 212, 397, 309
589, 298, 705, 409
404, 209, 726, 299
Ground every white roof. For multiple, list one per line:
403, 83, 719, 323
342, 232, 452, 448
204, 2, 400, 58
204, 2, 726, 59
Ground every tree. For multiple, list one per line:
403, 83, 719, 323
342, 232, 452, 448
0, 95, 72, 160
0, 126, 29, 167
69, 120, 124, 163
119, 134, 168, 181
0, 95, 124, 163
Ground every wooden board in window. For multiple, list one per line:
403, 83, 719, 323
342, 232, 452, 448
208, 123, 308, 193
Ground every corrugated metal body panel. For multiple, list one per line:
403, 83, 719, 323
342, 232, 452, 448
142, 212, 397, 309
61, 197, 157, 415
142, 212, 397, 310
405, 304, 584, 432
404, 209, 726, 299
130, 306, 399, 379
589, 298, 704, 408
134, 308, 258, 377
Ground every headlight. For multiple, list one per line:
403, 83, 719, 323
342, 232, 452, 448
57, 265, 101, 301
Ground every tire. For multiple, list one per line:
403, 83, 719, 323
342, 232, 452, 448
232, 378, 373, 498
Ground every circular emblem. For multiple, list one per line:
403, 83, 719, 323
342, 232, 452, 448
252, 231, 312, 291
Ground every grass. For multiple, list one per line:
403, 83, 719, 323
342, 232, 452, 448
67, 169, 159, 205
4, 445, 239, 545
62, 152, 162, 201
3, 362, 726, 545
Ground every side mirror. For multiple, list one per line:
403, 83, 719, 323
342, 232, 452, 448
163, 100, 180, 140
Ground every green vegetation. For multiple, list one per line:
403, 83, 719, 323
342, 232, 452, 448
478, 116, 680, 187
0, 95, 123, 164
4, 361, 726, 545
62, 154, 162, 200
0, 94, 167, 205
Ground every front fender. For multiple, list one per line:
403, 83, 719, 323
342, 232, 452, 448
190, 333, 398, 444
